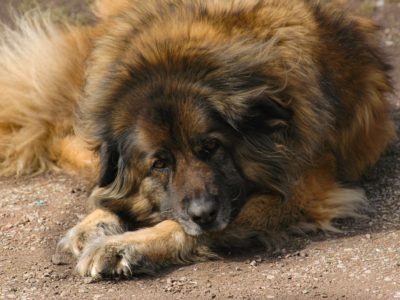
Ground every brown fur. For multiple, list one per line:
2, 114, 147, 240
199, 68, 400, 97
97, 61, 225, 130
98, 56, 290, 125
0, 0, 395, 278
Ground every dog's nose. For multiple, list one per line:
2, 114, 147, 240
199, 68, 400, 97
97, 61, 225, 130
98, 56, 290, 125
187, 198, 218, 227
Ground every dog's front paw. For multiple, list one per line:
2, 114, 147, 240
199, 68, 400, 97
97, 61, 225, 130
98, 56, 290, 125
76, 235, 155, 279
57, 210, 124, 257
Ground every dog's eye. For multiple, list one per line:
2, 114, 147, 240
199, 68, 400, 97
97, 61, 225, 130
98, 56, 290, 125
201, 138, 219, 157
152, 159, 168, 170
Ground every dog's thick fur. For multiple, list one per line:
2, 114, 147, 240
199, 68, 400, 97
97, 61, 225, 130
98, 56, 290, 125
0, 0, 395, 278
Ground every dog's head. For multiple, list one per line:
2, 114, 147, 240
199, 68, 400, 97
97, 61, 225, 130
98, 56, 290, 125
85, 80, 294, 236
100, 86, 253, 235
81, 10, 325, 235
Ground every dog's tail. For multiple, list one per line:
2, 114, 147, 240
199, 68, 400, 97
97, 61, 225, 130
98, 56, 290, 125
0, 12, 95, 176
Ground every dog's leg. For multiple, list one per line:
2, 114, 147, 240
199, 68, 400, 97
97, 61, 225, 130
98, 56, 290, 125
214, 164, 367, 248
76, 220, 214, 278
233, 185, 365, 233
58, 209, 125, 257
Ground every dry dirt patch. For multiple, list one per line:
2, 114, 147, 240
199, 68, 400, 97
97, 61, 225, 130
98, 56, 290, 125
0, 1, 399, 299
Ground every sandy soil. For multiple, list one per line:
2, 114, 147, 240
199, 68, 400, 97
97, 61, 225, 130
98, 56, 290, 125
0, 0, 399, 299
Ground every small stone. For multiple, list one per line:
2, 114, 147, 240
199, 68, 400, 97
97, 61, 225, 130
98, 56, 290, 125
43, 270, 53, 277
51, 254, 68, 266
266, 275, 275, 280
384, 277, 391, 282
299, 251, 308, 258
250, 260, 257, 267
376, 0, 385, 8
34, 200, 47, 207
254, 256, 263, 263
84, 277, 96, 284
235, 267, 242, 271
365, 234, 371, 239
23, 272, 35, 279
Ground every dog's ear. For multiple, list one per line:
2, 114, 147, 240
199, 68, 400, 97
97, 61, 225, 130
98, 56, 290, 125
98, 141, 120, 187
239, 96, 292, 133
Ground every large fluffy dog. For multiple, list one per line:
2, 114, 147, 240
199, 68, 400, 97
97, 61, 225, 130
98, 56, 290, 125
0, 0, 395, 278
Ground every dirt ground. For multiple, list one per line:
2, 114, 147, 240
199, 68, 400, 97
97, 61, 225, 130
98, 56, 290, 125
0, 0, 399, 299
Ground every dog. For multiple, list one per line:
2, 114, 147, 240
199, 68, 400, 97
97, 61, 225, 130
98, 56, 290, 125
0, 0, 395, 279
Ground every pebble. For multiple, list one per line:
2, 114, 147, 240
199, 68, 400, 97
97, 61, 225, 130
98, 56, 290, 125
254, 256, 263, 263
299, 251, 308, 258
34, 200, 47, 207
4, 224, 13, 230
376, 0, 385, 8
23, 272, 35, 279
384, 277, 392, 282
51, 254, 68, 266
249, 260, 257, 267
84, 277, 96, 284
